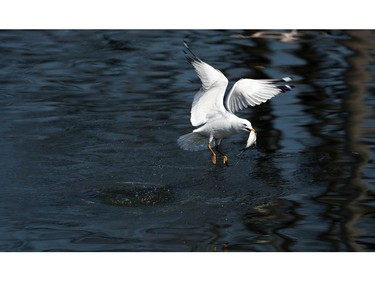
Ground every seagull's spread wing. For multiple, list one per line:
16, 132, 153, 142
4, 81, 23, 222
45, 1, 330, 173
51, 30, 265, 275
225, 77, 294, 113
188, 58, 228, 127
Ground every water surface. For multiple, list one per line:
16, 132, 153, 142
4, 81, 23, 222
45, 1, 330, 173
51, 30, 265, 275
0, 30, 374, 251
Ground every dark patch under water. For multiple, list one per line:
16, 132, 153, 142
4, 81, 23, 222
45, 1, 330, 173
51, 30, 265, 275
0, 30, 374, 251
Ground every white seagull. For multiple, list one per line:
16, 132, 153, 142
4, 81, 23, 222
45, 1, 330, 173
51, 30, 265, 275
178, 43, 294, 166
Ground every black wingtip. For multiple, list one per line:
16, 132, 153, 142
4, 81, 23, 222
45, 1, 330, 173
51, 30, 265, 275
183, 40, 201, 63
269, 77, 295, 93
185, 55, 195, 65
277, 84, 295, 93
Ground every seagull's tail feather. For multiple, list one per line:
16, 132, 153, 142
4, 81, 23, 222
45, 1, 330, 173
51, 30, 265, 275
177, 132, 208, 151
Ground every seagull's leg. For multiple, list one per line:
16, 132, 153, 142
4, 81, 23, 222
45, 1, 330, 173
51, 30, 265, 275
207, 143, 217, 164
215, 145, 229, 166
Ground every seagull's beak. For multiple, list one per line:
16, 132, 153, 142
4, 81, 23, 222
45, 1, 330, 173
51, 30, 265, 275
246, 128, 256, 133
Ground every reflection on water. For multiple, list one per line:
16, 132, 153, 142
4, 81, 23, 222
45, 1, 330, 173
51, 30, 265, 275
290, 30, 375, 251
0, 30, 374, 251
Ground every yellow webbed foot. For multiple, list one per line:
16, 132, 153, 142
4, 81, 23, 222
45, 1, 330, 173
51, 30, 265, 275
211, 154, 217, 165
208, 143, 217, 165
223, 155, 229, 166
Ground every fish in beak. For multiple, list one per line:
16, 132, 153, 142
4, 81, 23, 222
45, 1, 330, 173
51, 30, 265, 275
245, 128, 257, 149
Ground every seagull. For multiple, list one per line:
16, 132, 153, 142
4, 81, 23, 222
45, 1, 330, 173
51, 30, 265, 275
177, 43, 294, 166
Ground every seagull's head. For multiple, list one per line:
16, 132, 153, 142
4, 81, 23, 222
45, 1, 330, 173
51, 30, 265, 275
239, 119, 256, 134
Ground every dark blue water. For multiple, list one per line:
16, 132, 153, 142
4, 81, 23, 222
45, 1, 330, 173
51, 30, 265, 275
0, 30, 374, 251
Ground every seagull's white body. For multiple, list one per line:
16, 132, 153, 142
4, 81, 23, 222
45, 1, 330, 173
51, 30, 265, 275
178, 45, 293, 165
